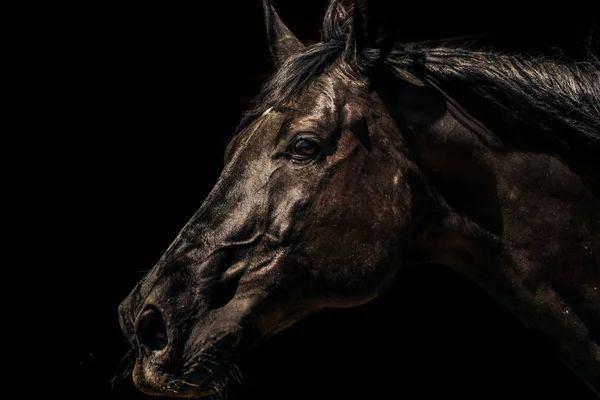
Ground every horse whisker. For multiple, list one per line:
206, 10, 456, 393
172, 379, 202, 388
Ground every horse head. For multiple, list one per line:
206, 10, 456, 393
117, 1, 429, 397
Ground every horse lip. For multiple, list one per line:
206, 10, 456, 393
132, 333, 242, 398
131, 354, 215, 398
174, 334, 242, 397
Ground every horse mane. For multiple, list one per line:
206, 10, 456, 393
391, 46, 600, 191
238, 2, 600, 190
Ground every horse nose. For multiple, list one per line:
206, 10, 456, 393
134, 306, 169, 352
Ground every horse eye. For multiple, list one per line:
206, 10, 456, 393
291, 138, 319, 158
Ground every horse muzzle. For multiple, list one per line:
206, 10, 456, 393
119, 296, 246, 398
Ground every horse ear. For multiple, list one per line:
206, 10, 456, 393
262, 0, 304, 66
346, 0, 395, 72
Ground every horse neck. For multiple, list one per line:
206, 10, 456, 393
405, 102, 600, 392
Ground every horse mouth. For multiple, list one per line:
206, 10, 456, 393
175, 360, 234, 398
133, 335, 241, 398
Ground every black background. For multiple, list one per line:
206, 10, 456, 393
52, 2, 599, 399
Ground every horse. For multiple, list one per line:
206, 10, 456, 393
118, 1, 600, 397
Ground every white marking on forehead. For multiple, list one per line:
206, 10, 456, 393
239, 108, 281, 149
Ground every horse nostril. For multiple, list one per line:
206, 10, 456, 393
135, 307, 169, 352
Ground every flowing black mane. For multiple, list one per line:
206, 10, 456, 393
238, 4, 600, 190
392, 47, 600, 190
